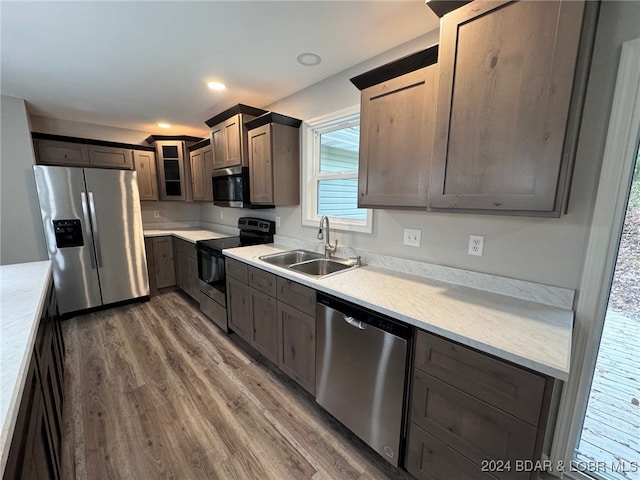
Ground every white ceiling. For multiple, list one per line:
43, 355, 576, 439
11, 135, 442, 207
1, 1, 439, 138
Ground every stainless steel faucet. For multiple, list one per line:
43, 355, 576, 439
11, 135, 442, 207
317, 216, 337, 258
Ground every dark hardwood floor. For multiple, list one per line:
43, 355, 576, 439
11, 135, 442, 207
61, 290, 414, 479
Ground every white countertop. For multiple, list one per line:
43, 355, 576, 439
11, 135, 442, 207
224, 244, 573, 380
144, 228, 233, 243
0, 261, 52, 474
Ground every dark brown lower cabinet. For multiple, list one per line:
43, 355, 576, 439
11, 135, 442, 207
406, 424, 499, 480
225, 259, 316, 395
4, 279, 63, 480
406, 331, 553, 480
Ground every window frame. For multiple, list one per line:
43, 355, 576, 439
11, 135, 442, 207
301, 105, 373, 234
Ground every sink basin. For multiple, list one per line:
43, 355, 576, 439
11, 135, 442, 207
259, 249, 324, 266
259, 249, 360, 278
289, 258, 355, 277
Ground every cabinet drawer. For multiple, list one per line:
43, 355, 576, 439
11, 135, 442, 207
410, 370, 536, 480
226, 257, 248, 282
414, 330, 546, 425
248, 266, 277, 297
276, 277, 316, 316
34, 139, 89, 166
88, 145, 133, 169
406, 423, 499, 480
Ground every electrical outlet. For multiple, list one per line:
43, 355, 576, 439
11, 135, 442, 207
153, 210, 160, 218
403, 228, 422, 247
276, 216, 281, 228
468, 234, 484, 256
219, 210, 224, 220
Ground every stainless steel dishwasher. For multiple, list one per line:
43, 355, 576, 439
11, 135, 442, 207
315, 293, 412, 466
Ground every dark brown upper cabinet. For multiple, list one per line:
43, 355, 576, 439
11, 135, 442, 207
188, 138, 214, 202
352, 47, 439, 209
146, 135, 202, 202
205, 104, 267, 170
246, 112, 302, 207
429, 0, 589, 216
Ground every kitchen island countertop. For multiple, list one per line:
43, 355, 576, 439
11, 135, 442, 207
224, 244, 573, 381
0, 261, 52, 475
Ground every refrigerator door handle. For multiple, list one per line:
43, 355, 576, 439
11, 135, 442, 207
80, 191, 96, 269
87, 192, 103, 268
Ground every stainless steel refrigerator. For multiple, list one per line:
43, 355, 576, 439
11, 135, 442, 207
33, 165, 149, 315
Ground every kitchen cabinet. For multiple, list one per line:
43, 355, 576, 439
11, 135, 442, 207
406, 331, 553, 480
174, 238, 199, 301
87, 145, 133, 169
248, 267, 279, 363
429, 0, 587, 215
350, 47, 438, 209
224, 258, 316, 394
227, 276, 252, 343
188, 139, 214, 202
149, 236, 176, 289
4, 277, 63, 480
205, 104, 267, 170
134, 150, 158, 201
277, 301, 316, 394
146, 135, 202, 202
32, 134, 148, 170
246, 113, 301, 207
144, 238, 158, 295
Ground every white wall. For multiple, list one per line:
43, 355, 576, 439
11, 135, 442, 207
29, 115, 151, 145
0, 96, 48, 264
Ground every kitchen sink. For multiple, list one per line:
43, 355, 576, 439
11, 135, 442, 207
289, 258, 355, 276
259, 249, 324, 266
258, 249, 359, 278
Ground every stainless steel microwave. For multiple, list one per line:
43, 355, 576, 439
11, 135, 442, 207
212, 166, 250, 208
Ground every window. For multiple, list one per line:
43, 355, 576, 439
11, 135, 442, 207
302, 106, 372, 233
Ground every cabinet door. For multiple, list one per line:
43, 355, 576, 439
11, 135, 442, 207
248, 124, 274, 204
222, 115, 243, 167
152, 236, 176, 288
190, 145, 214, 202
227, 276, 251, 343
134, 150, 159, 201
88, 145, 133, 169
430, 0, 585, 214
249, 287, 279, 363
156, 141, 188, 201
33, 139, 89, 167
211, 124, 226, 170
190, 148, 205, 201
277, 302, 316, 395
185, 251, 199, 301
358, 65, 437, 208
202, 146, 214, 201
144, 237, 158, 295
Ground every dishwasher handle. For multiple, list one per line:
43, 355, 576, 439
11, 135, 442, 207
343, 315, 366, 330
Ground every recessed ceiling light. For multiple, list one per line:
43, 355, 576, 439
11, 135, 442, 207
297, 52, 322, 67
158, 122, 171, 129
207, 81, 226, 91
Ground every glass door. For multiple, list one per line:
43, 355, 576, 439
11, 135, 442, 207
573, 148, 640, 480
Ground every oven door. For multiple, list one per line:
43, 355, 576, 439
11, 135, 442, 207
197, 248, 226, 302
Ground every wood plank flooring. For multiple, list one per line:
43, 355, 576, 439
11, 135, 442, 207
61, 290, 413, 480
